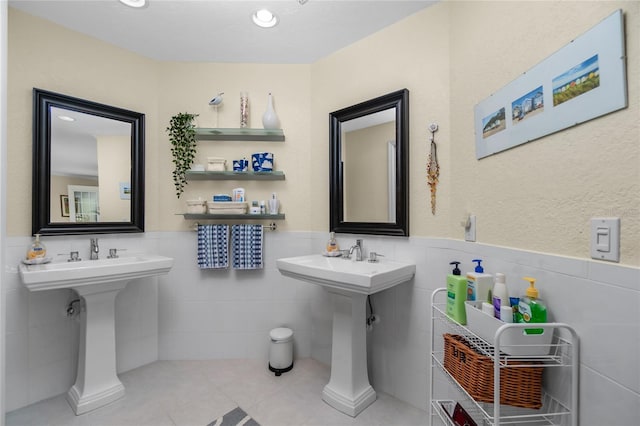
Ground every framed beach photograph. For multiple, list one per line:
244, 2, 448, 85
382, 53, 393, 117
119, 182, 131, 200
60, 195, 70, 217
475, 9, 627, 159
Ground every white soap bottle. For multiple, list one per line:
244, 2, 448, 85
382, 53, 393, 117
492, 272, 509, 319
466, 259, 493, 302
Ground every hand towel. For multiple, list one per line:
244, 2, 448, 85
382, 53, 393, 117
231, 224, 263, 270
197, 224, 229, 269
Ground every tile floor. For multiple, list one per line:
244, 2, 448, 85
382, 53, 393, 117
6, 358, 429, 426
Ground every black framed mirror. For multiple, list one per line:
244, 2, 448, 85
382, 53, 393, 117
330, 89, 409, 236
33, 88, 145, 235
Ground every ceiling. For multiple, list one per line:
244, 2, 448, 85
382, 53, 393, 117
9, 0, 437, 64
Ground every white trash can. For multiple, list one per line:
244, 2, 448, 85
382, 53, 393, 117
268, 327, 293, 376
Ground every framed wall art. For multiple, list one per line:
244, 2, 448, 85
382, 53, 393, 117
60, 195, 70, 217
475, 9, 627, 159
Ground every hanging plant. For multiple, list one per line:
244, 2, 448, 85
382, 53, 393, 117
167, 112, 198, 198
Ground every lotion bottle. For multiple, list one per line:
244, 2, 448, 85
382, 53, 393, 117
517, 277, 547, 335
492, 272, 509, 319
466, 259, 493, 302
446, 261, 467, 324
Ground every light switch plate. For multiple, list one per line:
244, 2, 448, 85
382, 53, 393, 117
590, 217, 620, 262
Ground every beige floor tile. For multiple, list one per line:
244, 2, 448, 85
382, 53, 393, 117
5, 358, 427, 426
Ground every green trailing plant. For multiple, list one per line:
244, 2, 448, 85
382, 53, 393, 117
167, 112, 198, 198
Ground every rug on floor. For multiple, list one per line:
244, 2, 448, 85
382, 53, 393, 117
207, 406, 260, 426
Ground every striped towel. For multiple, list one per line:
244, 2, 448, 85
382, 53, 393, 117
231, 224, 263, 270
197, 224, 229, 269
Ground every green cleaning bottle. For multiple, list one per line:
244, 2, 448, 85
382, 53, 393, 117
517, 277, 547, 335
446, 261, 467, 324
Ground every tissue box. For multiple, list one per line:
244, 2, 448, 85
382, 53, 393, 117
464, 301, 553, 355
206, 201, 247, 214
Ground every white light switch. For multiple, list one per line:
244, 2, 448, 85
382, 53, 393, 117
590, 218, 620, 262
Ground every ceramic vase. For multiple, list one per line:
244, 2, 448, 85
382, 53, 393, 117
262, 92, 280, 130
240, 92, 249, 128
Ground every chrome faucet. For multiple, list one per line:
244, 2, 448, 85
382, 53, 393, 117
90, 238, 99, 260
349, 239, 364, 261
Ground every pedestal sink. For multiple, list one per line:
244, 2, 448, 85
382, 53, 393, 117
19, 254, 173, 415
276, 254, 415, 417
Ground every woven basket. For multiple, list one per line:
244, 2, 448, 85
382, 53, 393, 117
443, 333, 543, 409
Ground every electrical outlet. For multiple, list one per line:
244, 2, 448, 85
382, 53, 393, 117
465, 215, 476, 242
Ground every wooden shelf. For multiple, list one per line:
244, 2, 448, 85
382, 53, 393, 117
181, 213, 285, 220
195, 128, 284, 141
185, 171, 285, 181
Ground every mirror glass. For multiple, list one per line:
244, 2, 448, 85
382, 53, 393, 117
33, 88, 145, 235
330, 89, 409, 236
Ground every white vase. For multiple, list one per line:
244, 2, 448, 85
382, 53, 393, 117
262, 93, 280, 130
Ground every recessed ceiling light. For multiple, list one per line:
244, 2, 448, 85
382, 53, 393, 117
119, 0, 147, 8
57, 115, 75, 122
252, 9, 278, 28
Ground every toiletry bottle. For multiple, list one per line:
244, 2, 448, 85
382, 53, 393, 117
326, 232, 339, 253
492, 272, 509, 319
466, 259, 493, 302
446, 261, 467, 324
517, 277, 547, 335
26, 234, 47, 260
268, 192, 279, 214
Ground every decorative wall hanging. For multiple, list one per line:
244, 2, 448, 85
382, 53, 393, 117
475, 9, 627, 159
427, 123, 439, 215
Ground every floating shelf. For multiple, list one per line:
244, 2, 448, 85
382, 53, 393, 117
181, 213, 285, 220
195, 128, 285, 141
185, 171, 285, 181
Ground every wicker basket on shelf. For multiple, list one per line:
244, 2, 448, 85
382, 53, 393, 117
443, 333, 544, 409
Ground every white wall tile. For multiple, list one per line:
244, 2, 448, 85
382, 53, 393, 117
6, 232, 640, 417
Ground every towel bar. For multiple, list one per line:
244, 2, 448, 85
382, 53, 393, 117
192, 222, 277, 231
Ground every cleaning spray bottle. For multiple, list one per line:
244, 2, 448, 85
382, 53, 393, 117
517, 277, 547, 334
466, 259, 493, 302
446, 261, 467, 324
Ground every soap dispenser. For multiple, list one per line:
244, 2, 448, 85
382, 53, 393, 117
26, 234, 47, 261
517, 277, 547, 335
326, 232, 339, 253
466, 259, 493, 302
446, 261, 467, 324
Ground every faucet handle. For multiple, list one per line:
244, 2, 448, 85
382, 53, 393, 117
368, 252, 384, 263
59, 251, 81, 262
107, 248, 126, 259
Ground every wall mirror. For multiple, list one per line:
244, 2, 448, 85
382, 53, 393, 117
33, 88, 145, 235
330, 89, 409, 236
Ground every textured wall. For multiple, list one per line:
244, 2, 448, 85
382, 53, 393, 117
448, 1, 639, 265
7, 8, 159, 236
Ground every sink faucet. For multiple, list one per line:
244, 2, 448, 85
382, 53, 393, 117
349, 239, 363, 261
90, 238, 99, 260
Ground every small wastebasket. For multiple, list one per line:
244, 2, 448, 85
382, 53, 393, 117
268, 327, 293, 376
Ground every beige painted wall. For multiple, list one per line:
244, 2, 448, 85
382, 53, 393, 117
310, 3, 452, 238
97, 135, 130, 222
8, 2, 639, 265
7, 8, 159, 234
344, 122, 394, 222
155, 62, 311, 232
448, 1, 639, 265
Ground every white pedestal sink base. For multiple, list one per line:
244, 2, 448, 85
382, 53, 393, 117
321, 291, 376, 417
67, 281, 128, 415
